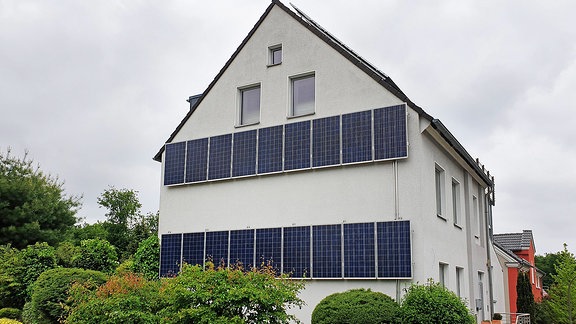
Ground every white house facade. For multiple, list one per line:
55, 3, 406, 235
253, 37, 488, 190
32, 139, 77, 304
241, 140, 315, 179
154, 1, 506, 322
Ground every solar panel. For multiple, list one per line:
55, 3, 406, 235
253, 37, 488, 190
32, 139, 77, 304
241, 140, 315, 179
164, 142, 186, 185
257, 126, 283, 174
312, 224, 342, 278
284, 121, 311, 171
342, 110, 373, 164
182, 232, 205, 267
208, 134, 232, 180
312, 116, 341, 167
186, 138, 208, 183
160, 233, 182, 277
205, 231, 229, 267
255, 227, 282, 274
374, 105, 407, 160
283, 226, 310, 278
229, 229, 255, 269
377, 220, 411, 278
344, 222, 375, 278
232, 130, 257, 177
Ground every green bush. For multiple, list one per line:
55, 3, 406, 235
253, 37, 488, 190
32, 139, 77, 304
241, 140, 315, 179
72, 239, 118, 273
401, 280, 474, 324
312, 288, 401, 324
29, 268, 107, 323
0, 318, 22, 324
132, 235, 159, 280
0, 308, 20, 320
20, 302, 47, 324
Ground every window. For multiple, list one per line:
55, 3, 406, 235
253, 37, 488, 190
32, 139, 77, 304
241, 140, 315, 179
456, 267, 464, 297
269, 45, 282, 65
291, 74, 315, 116
239, 85, 260, 125
439, 263, 448, 287
435, 164, 445, 218
452, 179, 461, 226
473, 195, 481, 242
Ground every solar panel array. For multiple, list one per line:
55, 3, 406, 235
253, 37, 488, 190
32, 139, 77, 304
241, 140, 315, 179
163, 105, 407, 186
159, 220, 411, 278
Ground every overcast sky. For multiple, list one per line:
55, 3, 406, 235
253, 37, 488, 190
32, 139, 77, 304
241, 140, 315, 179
1, 0, 575, 254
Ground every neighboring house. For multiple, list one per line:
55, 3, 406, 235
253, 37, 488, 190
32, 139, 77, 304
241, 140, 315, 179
494, 230, 545, 316
153, 1, 506, 322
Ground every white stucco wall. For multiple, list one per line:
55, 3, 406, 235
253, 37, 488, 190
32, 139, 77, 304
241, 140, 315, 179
157, 4, 499, 324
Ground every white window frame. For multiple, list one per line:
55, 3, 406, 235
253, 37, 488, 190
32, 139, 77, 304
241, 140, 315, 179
435, 164, 446, 219
439, 262, 448, 287
289, 73, 315, 117
237, 84, 261, 126
452, 178, 461, 227
456, 266, 464, 298
268, 44, 282, 66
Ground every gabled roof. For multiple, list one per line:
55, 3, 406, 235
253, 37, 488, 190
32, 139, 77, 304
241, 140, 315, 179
494, 230, 534, 252
152, 0, 494, 189
493, 240, 545, 276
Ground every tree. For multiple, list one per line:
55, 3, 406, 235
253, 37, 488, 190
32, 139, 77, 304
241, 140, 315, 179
312, 289, 401, 324
516, 271, 535, 319
401, 280, 475, 324
72, 239, 118, 273
546, 244, 576, 324
133, 235, 160, 280
0, 149, 80, 249
536, 251, 562, 289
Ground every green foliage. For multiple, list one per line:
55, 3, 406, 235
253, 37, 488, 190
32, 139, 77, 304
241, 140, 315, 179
116, 259, 135, 275
0, 308, 21, 320
65, 272, 164, 324
536, 251, 562, 289
401, 280, 475, 324
65, 222, 108, 245
132, 235, 159, 280
534, 298, 556, 324
311, 288, 401, 324
21, 301, 47, 324
546, 244, 576, 323
72, 239, 118, 273
55, 241, 80, 268
516, 271, 535, 319
28, 268, 107, 324
160, 263, 305, 323
0, 318, 22, 324
0, 149, 80, 249
0, 245, 22, 308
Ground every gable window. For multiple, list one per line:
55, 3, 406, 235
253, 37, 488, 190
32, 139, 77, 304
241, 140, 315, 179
269, 44, 282, 65
291, 74, 315, 117
239, 85, 260, 126
435, 164, 445, 219
452, 179, 461, 226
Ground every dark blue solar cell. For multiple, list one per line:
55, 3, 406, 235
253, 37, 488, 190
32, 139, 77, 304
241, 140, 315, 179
312, 224, 342, 278
164, 142, 186, 185
160, 233, 182, 277
283, 226, 310, 278
344, 223, 375, 278
284, 121, 311, 171
374, 105, 407, 160
208, 134, 232, 180
257, 126, 283, 174
205, 231, 229, 267
312, 116, 341, 167
182, 232, 205, 267
342, 110, 373, 164
232, 130, 257, 177
229, 229, 255, 269
377, 220, 411, 278
186, 138, 208, 183
255, 227, 282, 274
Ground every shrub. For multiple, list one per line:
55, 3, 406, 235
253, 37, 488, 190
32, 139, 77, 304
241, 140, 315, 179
493, 313, 503, 320
72, 239, 118, 273
312, 288, 401, 324
0, 318, 22, 324
401, 280, 475, 324
132, 235, 159, 280
29, 268, 107, 323
0, 308, 20, 320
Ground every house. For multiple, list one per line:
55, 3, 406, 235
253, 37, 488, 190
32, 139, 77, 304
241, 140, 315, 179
153, 1, 506, 322
494, 230, 545, 316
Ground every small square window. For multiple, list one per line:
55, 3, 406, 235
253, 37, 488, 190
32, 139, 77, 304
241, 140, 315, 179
270, 46, 282, 65
239, 86, 260, 126
291, 74, 315, 117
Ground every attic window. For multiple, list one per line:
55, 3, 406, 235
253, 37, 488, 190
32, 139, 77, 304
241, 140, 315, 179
268, 45, 282, 66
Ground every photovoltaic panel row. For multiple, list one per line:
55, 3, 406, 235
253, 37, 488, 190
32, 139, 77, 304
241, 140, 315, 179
160, 220, 411, 279
164, 105, 407, 185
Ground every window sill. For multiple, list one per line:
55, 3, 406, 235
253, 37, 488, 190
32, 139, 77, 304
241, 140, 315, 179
437, 214, 447, 221
235, 121, 260, 128
287, 112, 315, 119
453, 223, 462, 230
267, 63, 282, 67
